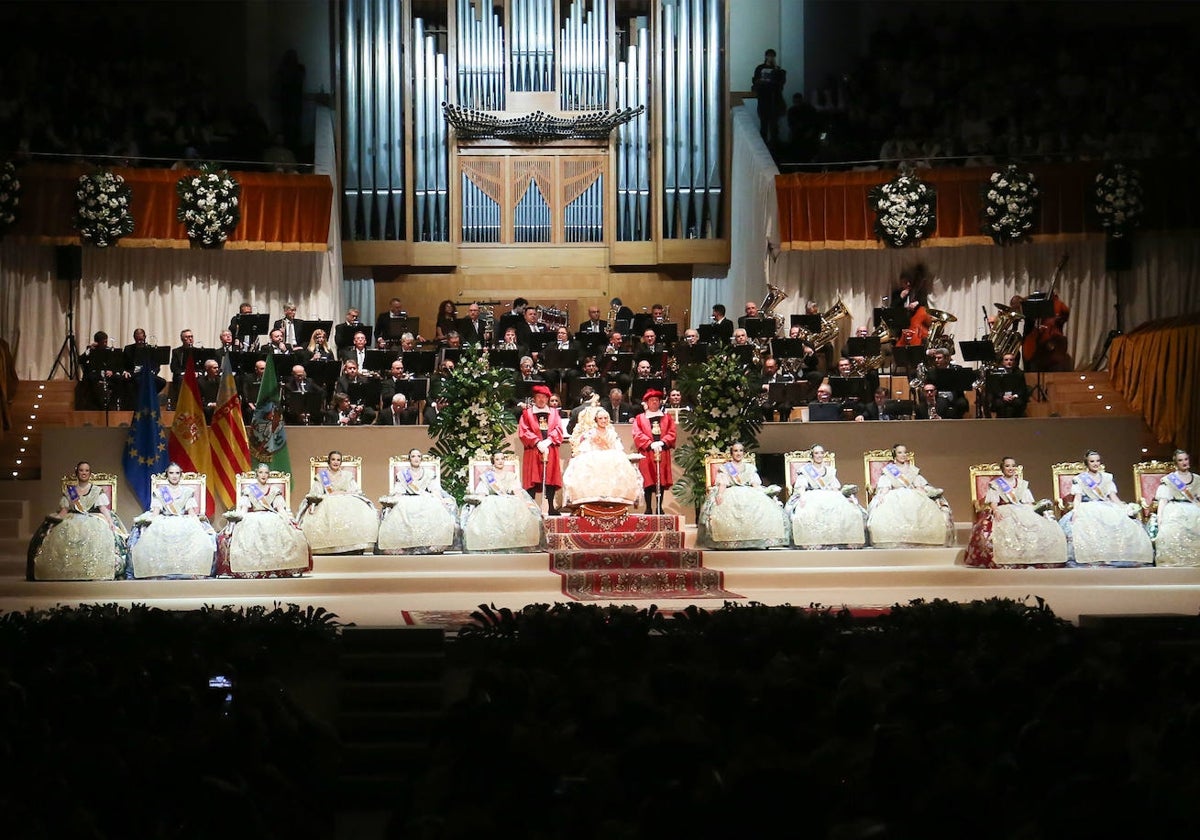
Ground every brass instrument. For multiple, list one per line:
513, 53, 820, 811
987, 302, 1023, 360
851, 321, 894, 375
809, 299, 850, 351
607, 305, 617, 332
761, 283, 789, 335
925, 308, 957, 354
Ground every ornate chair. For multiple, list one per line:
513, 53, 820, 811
1132, 459, 1173, 521
1051, 461, 1086, 515
864, 449, 915, 501
968, 462, 1022, 515
704, 451, 759, 489
235, 469, 293, 508
308, 454, 364, 489
783, 448, 838, 496
149, 470, 208, 518
388, 454, 441, 493
467, 455, 521, 491
62, 471, 119, 514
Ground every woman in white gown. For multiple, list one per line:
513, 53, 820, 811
1153, 449, 1200, 567
128, 462, 217, 578
698, 443, 788, 549
298, 450, 379, 553
378, 449, 458, 554
1059, 449, 1153, 566
217, 463, 312, 578
461, 452, 545, 552
867, 444, 955, 547
28, 460, 128, 580
785, 445, 867, 548
561, 406, 642, 508
963, 457, 1067, 568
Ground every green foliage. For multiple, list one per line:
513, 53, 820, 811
428, 347, 518, 502
670, 346, 764, 508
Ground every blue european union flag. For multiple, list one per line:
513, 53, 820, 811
122, 365, 170, 509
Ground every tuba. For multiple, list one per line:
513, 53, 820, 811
925, 308, 957, 354
852, 321, 894, 375
809, 299, 850, 351
987, 302, 1023, 361
761, 283, 789, 334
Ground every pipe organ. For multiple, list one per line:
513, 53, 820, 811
339, 0, 726, 256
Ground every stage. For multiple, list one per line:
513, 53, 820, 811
2, 415, 1197, 626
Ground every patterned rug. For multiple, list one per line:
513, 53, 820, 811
547, 513, 741, 601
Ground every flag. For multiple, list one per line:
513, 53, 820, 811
168, 355, 214, 512
209, 355, 251, 508
122, 365, 169, 509
248, 354, 291, 475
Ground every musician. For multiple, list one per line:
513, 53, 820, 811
457, 302, 488, 346
240, 359, 267, 420
605, 387, 635, 424
737, 300, 762, 328
925, 348, 970, 419
634, 359, 657, 380
168, 328, 198, 407
265, 329, 291, 355
80, 331, 130, 409
650, 303, 667, 324
759, 356, 794, 422
284, 363, 325, 425
915, 383, 955, 421
517, 356, 543, 384
514, 305, 543, 349
197, 358, 222, 422
497, 326, 524, 354
892, 262, 933, 348
300, 328, 336, 362
273, 302, 303, 351
732, 328, 752, 348
215, 330, 238, 362
433, 299, 458, 344
638, 328, 661, 354
228, 300, 253, 334
423, 395, 448, 426
334, 308, 365, 349
544, 326, 580, 391
336, 360, 377, 410
443, 331, 463, 349
517, 384, 564, 516
338, 331, 370, 368
808, 383, 839, 419
375, 298, 409, 347
682, 328, 701, 347
666, 388, 690, 412
631, 389, 677, 515
610, 297, 635, 324
579, 306, 607, 335
380, 359, 411, 403
710, 304, 734, 344
855, 387, 894, 421
833, 356, 877, 411
1020, 290, 1071, 372
635, 329, 666, 375
326, 392, 373, 426
986, 352, 1030, 418
397, 333, 418, 353
377, 393, 418, 426
496, 297, 528, 338
602, 332, 625, 356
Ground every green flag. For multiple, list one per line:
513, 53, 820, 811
248, 354, 291, 475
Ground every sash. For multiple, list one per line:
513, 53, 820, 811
159, 485, 180, 515
247, 483, 269, 510
725, 462, 740, 484
884, 463, 912, 488
484, 470, 499, 494
1078, 472, 1105, 501
992, 476, 1019, 505
804, 463, 829, 490
66, 484, 85, 513
1166, 472, 1199, 505
319, 469, 333, 494
402, 467, 419, 493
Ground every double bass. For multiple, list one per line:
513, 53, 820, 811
1016, 254, 1071, 372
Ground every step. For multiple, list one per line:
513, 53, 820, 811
338, 710, 442, 740
551, 548, 703, 572
339, 679, 444, 711
340, 650, 445, 681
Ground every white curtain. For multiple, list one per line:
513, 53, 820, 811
0, 243, 335, 379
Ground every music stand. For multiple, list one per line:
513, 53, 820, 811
829, 376, 872, 404
614, 318, 633, 335
652, 323, 679, 345
392, 378, 429, 403
891, 345, 927, 374
232, 313, 269, 349
297, 319, 333, 347
568, 376, 604, 402
768, 381, 810, 409
304, 359, 340, 391
132, 345, 171, 372
542, 346, 580, 371
402, 351, 437, 377
846, 336, 882, 358
807, 402, 842, 422
883, 399, 914, 419
875, 307, 908, 335
959, 339, 996, 365
335, 323, 372, 348
380, 317, 415, 344
604, 353, 635, 375
359, 349, 395, 374
744, 318, 778, 340
731, 345, 756, 369
696, 324, 718, 345
673, 343, 709, 368
574, 331, 607, 351
284, 388, 326, 425
791, 314, 822, 334
630, 313, 654, 334
1019, 297, 1056, 400
631, 378, 668, 403
440, 347, 463, 366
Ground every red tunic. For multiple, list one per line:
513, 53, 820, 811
517, 406, 564, 489
631, 410, 676, 488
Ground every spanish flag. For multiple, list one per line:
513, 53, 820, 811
168, 355, 214, 512
209, 355, 251, 509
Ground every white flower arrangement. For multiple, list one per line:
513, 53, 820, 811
868, 166, 937, 248
74, 169, 134, 247
1093, 163, 1144, 239
175, 164, 241, 247
0, 160, 21, 236
980, 164, 1040, 246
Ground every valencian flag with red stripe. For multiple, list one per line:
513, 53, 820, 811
168, 355, 214, 512
209, 355, 251, 508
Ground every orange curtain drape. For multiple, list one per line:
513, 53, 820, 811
1108, 315, 1200, 452
776, 161, 1198, 249
8, 163, 332, 249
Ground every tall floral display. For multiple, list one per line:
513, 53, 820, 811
176, 164, 241, 248
0, 160, 21, 239
868, 165, 937, 248
980, 164, 1040, 246
428, 350, 517, 503
74, 169, 135, 247
671, 347, 765, 511
1092, 162, 1144, 239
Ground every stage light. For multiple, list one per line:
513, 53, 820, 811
15, 460, 21, 465
33, 403, 39, 408
18, 448, 24, 453
26, 425, 32, 431
1087, 385, 1094, 390
1141, 448, 1148, 453
1079, 375, 1086, 380
10, 471, 16, 477
29, 415, 36, 420
1105, 405, 1112, 410
22, 436, 27, 442
37, 384, 44, 390
1096, 395, 1103, 400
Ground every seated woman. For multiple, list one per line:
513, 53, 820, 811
963, 456, 1067, 568
1153, 449, 1199, 567
561, 406, 643, 509
28, 460, 128, 580
216, 463, 312, 577
784, 445, 867, 548
298, 450, 379, 554
1060, 449, 1153, 566
127, 462, 217, 578
698, 442, 788, 549
461, 453, 545, 552
866, 444, 955, 547
377, 449, 458, 554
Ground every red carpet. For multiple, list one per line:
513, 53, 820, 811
547, 513, 741, 601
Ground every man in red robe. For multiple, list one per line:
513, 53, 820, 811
518, 384, 564, 515
631, 389, 676, 514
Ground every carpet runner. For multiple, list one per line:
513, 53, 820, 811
545, 511, 741, 601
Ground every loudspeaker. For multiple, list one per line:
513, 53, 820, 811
55, 245, 82, 283
1105, 236, 1133, 272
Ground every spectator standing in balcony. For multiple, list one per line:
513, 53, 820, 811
751, 49, 787, 147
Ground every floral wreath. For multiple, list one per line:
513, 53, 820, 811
1092, 162, 1144, 239
428, 349, 517, 503
670, 347, 764, 510
176, 163, 242, 247
0, 160, 21, 238
74, 169, 135, 247
980, 164, 1040, 246
868, 166, 938, 248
